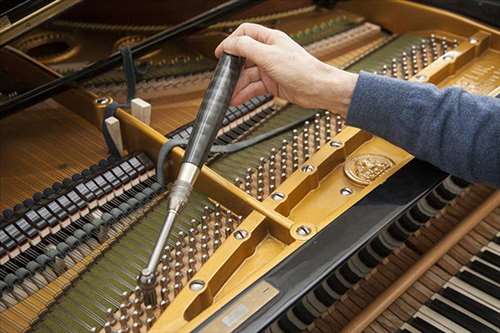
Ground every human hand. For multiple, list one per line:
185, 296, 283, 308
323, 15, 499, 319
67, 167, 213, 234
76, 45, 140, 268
215, 23, 358, 117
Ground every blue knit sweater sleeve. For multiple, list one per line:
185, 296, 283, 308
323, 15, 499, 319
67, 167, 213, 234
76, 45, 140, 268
347, 71, 500, 187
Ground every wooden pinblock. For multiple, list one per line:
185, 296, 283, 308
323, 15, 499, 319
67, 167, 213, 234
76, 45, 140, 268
131, 98, 151, 125
105, 116, 125, 157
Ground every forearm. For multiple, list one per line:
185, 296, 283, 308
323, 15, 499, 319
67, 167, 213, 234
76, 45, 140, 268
345, 71, 500, 186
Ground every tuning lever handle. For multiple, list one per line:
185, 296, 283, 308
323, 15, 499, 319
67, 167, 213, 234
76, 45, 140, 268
183, 52, 244, 167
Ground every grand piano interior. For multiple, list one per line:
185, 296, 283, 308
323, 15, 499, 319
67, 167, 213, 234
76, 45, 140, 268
0, 1, 499, 332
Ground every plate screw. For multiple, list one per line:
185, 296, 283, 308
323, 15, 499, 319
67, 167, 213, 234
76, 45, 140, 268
296, 225, 311, 236
234, 229, 248, 240
271, 192, 286, 201
330, 140, 343, 148
301, 164, 315, 173
340, 187, 353, 196
189, 280, 205, 291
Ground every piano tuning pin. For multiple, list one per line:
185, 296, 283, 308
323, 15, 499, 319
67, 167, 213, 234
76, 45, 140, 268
174, 283, 182, 296
146, 318, 155, 329
177, 231, 186, 243
201, 243, 209, 257
146, 305, 155, 319
188, 247, 196, 260
161, 264, 170, 278
201, 225, 209, 237
175, 250, 183, 263
188, 226, 198, 236
131, 310, 141, 325
174, 271, 183, 285
160, 299, 169, 311
233, 177, 242, 188
161, 254, 168, 264
133, 298, 143, 315
160, 276, 169, 289
213, 239, 221, 250
224, 226, 232, 238
163, 245, 172, 257
161, 287, 169, 301
107, 308, 117, 325
134, 286, 143, 301
104, 322, 113, 333
132, 323, 141, 333
203, 205, 211, 217
187, 268, 195, 280
119, 315, 129, 332
174, 261, 184, 273
201, 254, 209, 264
188, 258, 197, 270
120, 303, 128, 316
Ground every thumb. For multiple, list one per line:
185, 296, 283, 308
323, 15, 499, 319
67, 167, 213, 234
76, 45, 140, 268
215, 35, 269, 65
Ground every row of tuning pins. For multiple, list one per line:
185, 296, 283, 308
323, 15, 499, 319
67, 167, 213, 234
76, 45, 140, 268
100, 205, 242, 333
374, 34, 459, 80
233, 112, 344, 201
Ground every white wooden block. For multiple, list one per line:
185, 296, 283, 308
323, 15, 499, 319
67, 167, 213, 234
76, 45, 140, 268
131, 98, 151, 125
105, 116, 125, 157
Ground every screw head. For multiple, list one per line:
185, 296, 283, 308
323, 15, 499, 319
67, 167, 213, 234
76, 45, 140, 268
442, 54, 454, 60
330, 140, 343, 148
469, 37, 478, 44
271, 192, 286, 201
301, 164, 315, 173
233, 229, 249, 240
189, 280, 205, 291
296, 225, 311, 236
95, 97, 111, 105
340, 187, 353, 196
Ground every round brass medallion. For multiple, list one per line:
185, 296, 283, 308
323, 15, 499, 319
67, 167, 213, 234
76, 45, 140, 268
344, 154, 395, 186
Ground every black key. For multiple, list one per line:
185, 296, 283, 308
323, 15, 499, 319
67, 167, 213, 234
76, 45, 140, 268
358, 246, 380, 268
479, 250, 500, 268
398, 214, 420, 233
293, 301, 314, 325
15, 218, 37, 238
388, 221, 411, 242
4, 224, 27, 245
339, 262, 361, 284
441, 287, 500, 327
278, 315, 301, 333
410, 316, 445, 333
469, 260, 500, 284
427, 298, 496, 333
25, 210, 47, 230
435, 183, 457, 201
313, 284, 336, 306
46, 201, 68, 220
0, 229, 16, 250
326, 272, 349, 295
370, 237, 391, 258
457, 270, 500, 299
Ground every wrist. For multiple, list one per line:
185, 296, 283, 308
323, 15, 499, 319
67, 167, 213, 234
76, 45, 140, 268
317, 64, 358, 118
